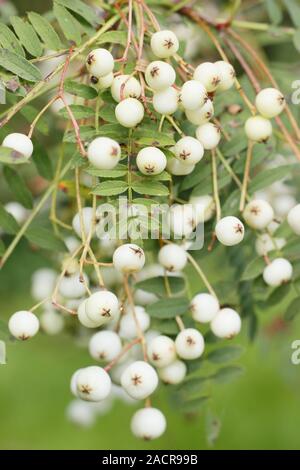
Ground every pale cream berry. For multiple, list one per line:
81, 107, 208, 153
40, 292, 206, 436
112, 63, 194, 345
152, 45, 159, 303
175, 328, 205, 360
174, 136, 204, 166
131, 407, 166, 440
189, 195, 215, 223
215, 61, 235, 91
167, 156, 195, 175
158, 243, 187, 272
121, 360, 158, 400
136, 147, 167, 175
2, 133, 33, 159
196, 123, 221, 149
244, 116, 272, 142
113, 243, 145, 273
150, 30, 179, 58
111, 75, 141, 102
263, 258, 293, 287
8, 310, 39, 340
185, 99, 214, 125
85, 290, 119, 324
89, 330, 122, 362
243, 199, 274, 230
211, 308, 241, 338
180, 80, 207, 110
90, 72, 114, 89
191, 293, 220, 323
75, 366, 111, 402
193, 62, 221, 92
145, 61, 176, 91
215, 216, 245, 246
158, 360, 187, 384
287, 204, 300, 235
147, 335, 176, 368
87, 137, 121, 170
255, 88, 285, 118
153, 87, 179, 115
77, 299, 102, 328
86, 48, 114, 77
115, 98, 144, 128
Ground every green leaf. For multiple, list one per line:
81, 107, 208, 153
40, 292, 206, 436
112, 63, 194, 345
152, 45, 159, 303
86, 164, 127, 178
241, 256, 265, 281
98, 105, 118, 123
293, 29, 300, 53
221, 132, 247, 156
63, 125, 96, 143
25, 225, 66, 251
181, 396, 210, 413
55, 0, 99, 26
135, 130, 175, 147
97, 123, 128, 140
20, 105, 48, 135
249, 164, 299, 194
53, 2, 82, 46
177, 376, 208, 393
31, 141, 53, 181
64, 80, 98, 99
92, 180, 128, 196
213, 365, 244, 383
136, 276, 186, 297
284, 0, 300, 28
0, 49, 42, 82
28, 12, 63, 50
3, 166, 33, 209
146, 297, 189, 319
0, 23, 24, 56
97, 30, 127, 46
285, 296, 300, 321
58, 104, 95, 119
207, 346, 244, 364
0, 239, 5, 257
0, 203, 19, 234
0, 146, 30, 164
206, 410, 221, 447
180, 164, 211, 191
10, 16, 43, 57
267, 283, 292, 306
132, 180, 169, 196
266, 0, 283, 25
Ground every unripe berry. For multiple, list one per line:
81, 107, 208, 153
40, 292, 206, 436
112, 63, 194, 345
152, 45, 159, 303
193, 62, 221, 92
287, 204, 300, 235
85, 290, 119, 324
167, 156, 195, 175
174, 136, 204, 166
215, 61, 235, 91
180, 80, 207, 110
75, 366, 111, 402
147, 335, 176, 368
158, 243, 187, 272
72, 207, 95, 239
243, 199, 274, 230
145, 61, 176, 91
31, 268, 56, 301
158, 360, 187, 384
263, 258, 293, 286
255, 88, 285, 118
185, 99, 214, 125
2, 133, 33, 159
87, 137, 121, 170
121, 360, 158, 399
168, 204, 197, 238
211, 308, 241, 338
113, 243, 145, 273
4, 201, 28, 225
8, 310, 39, 340
77, 299, 102, 328
191, 293, 219, 323
90, 72, 114, 89
40, 310, 64, 335
215, 216, 245, 246
59, 272, 89, 299
136, 147, 167, 175
111, 74, 141, 102
131, 407, 166, 440
255, 233, 286, 256
119, 306, 150, 340
115, 98, 144, 128
86, 48, 114, 77
89, 331, 122, 362
153, 87, 179, 115
189, 195, 215, 223
196, 123, 221, 149
244, 116, 272, 142
175, 328, 205, 360
150, 30, 179, 58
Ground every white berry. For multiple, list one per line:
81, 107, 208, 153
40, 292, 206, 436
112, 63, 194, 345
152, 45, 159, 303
175, 328, 205, 360
77, 299, 102, 328
263, 258, 293, 286
147, 335, 176, 368
136, 147, 167, 175
85, 290, 119, 324
31, 268, 56, 301
243, 199, 274, 230
158, 243, 187, 272
59, 272, 89, 299
115, 98, 144, 128
72, 207, 95, 239
167, 156, 195, 175
89, 331, 122, 362
90, 72, 114, 89
131, 407, 166, 440
158, 360, 187, 384
87, 137, 121, 170
193, 62, 221, 92
180, 80, 207, 111
215, 61, 235, 91
8, 310, 39, 340
287, 204, 300, 235
111, 74, 141, 102
121, 360, 158, 399
153, 87, 179, 115
113, 243, 145, 273
191, 293, 219, 323
215, 216, 245, 246
174, 136, 204, 166
245, 116, 272, 142
211, 308, 241, 338
151, 30, 179, 58
66, 399, 96, 427
255, 233, 286, 256
145, 61, 176, 91
255, 88, 285, 118
168, 204, 197, 238
2, 133, 33, 159
75, 366, 111, 402
185, 99, 214, 125
196, 123, 221, 149
189, 195, 215, 223
40, 310, 64, 335
119, 306, 150, 340
86, 48, 114, 77
4, 201, 28, 225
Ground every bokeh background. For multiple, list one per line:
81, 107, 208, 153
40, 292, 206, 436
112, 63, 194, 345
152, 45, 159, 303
1, 0, 300, 450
